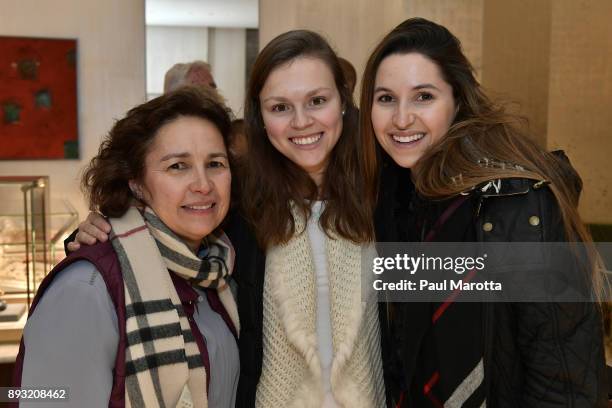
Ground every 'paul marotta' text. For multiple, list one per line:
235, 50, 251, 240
373, 279, 502, 292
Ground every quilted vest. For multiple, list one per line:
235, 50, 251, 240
12, 240, 235, 408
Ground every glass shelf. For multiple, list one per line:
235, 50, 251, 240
0, 177, 79, 305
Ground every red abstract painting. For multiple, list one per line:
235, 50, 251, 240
0, 36, 78, 159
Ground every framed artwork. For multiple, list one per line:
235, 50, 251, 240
0, 36, 78, 159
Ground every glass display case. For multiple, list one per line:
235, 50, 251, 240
0, 176, 78, 307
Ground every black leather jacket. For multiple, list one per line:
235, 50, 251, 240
375, 163, 607, 407
473, 178, 606, 407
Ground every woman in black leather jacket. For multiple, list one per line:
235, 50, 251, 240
360, 18, 607, 407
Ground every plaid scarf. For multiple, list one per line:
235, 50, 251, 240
109, 206, 235, 408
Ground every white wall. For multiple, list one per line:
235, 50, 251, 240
145, 25, 245, 117
0, 0, 146, 219
208, 27, 246, 118
146, 25, 209, 97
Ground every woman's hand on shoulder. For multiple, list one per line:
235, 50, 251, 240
66, 212, 112, 252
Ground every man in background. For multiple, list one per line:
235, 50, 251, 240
164, 60, 217, 92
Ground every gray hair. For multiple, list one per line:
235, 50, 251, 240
163, 61, 215, 92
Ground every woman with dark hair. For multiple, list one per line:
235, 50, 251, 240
361, 18, 606, 407
236, 29, 383, 408
14, 88, 240, 408
65, 30, 385, 407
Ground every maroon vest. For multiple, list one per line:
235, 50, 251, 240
12, 240, 237, 408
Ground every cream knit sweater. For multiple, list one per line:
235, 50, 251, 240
255, 209, 386, 408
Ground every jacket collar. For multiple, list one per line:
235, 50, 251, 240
464, 177, 539, 198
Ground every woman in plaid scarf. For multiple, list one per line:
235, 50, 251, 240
15, 87, 240, 408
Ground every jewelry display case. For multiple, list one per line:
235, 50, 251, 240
0, 176, 78, 306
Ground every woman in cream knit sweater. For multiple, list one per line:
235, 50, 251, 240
238, 30, 385, 407
68, 30, 385, 408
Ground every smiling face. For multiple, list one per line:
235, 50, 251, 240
259, 56, 343, 186
134, 115, 231, 251
371, 52, 456, 168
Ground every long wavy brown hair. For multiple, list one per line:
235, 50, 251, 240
360, 18, 604, 295
242, 30, 375, 249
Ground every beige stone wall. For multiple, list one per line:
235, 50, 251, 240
0, 0, 146, 218
481, 0, 552, 147
480, 0, 612, 223
259, 0, 406, 98
547, 1, 612, 224
405, 0, 484, 78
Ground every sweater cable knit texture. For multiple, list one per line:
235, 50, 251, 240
255, 206, 386, 407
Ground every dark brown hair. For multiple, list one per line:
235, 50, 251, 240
360, 18, 603, 294
82, 87, 232, 217
242, 30, 374, 248
338, 57, 357, 94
